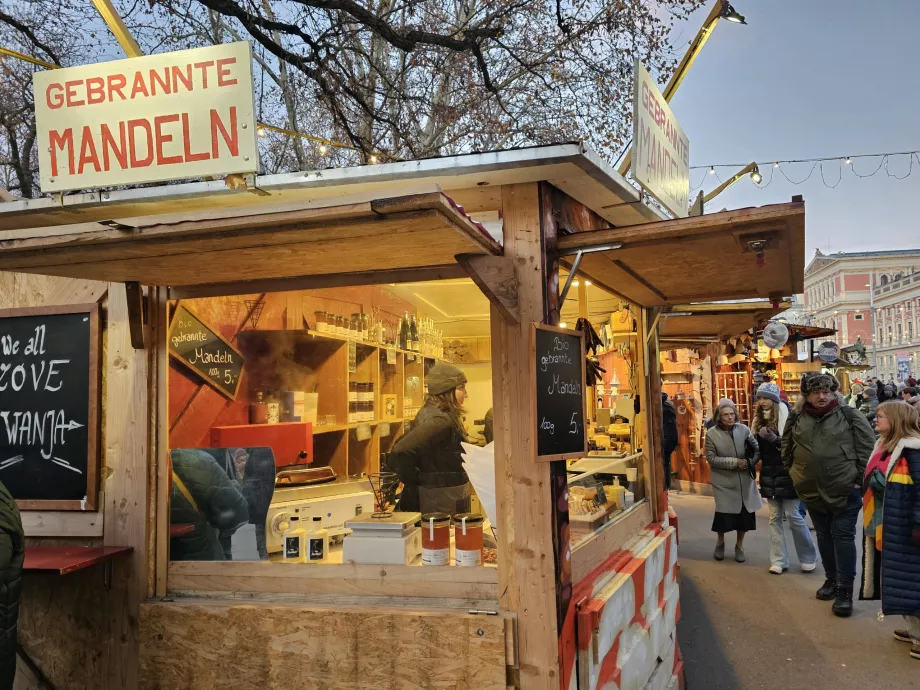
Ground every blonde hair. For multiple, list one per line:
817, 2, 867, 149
751, 402, 776, 433
877, 400, 920, 454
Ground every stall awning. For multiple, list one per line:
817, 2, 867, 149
557, 200, 805, 307
0, 193, 501, 286
658, 300, 789, 346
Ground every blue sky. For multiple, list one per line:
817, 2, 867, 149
667, 0, 920, 257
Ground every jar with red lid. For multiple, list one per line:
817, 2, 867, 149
421, 513, 451, 565
454, 513, 484, 566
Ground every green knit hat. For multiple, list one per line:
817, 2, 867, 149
427, 362, 467, 395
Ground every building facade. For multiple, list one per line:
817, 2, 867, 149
803, 248, 920, 380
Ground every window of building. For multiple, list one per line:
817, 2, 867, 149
881, 275, 889, 285
854, 313, 864, 321
898, 324, 903, 341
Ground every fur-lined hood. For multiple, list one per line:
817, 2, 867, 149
793, 392, 846, 414
879, 435, 920, 478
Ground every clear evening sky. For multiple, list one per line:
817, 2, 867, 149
668, 0, 920, 257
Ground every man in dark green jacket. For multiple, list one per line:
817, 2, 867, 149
170, 449, 249, 561
0, 480, 24, 688
782, 372, 875, 618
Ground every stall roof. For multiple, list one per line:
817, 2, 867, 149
659, 300, 790, 345
0, 143, 661, 233
0, 193, 502, 286
557, 200, 805, 307
784, 324, 837, 341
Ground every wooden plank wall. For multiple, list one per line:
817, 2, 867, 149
138, 600, 508, 690
1, 272, 151, 690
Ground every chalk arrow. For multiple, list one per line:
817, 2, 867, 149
64, 420, 84, 431
52, 457, 83, 475
0, 455, 24, 471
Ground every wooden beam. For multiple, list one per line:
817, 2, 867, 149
103, 282, 150, 688
492, 183, 559, 688
456, 254, 519, 324
125, 281, 145, 349
169, 264, 468, 300
556, 201, 804, 253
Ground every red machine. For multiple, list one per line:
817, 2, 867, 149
210, 422, 313, 467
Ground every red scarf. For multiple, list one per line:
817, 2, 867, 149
804, 398, 840, 418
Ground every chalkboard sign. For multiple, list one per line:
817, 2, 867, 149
0, 304, 100, 510
533, 324, 587, 461
169, 304, 244, 399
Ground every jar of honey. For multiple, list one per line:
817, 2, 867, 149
454, 513, 484, 566
314, 311, 327, 333
421, 513, 451, 566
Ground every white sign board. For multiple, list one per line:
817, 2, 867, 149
33, 41, 257, 193
631, 60, 690, 218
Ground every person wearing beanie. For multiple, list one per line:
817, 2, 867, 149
782, 371, 876, 617
860, 386, 880, 424
753, 383, 817, 574
387, 362, 472, 515
705, 398, 762, 563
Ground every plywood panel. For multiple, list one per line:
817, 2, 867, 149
19, 569, 107, 690
139, 600, 507, 690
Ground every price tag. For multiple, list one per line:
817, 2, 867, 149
348, 340, 357, 373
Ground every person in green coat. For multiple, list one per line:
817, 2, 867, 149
170, 449, 249, 561
0, 480, 24, 688
782, 372, 876, 618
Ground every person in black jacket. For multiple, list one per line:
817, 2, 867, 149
388, 363, 471, 516
752, 382, 818, 575
0, 480, 23, 688
661, 392, 678, 491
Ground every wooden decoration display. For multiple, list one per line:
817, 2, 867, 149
168, 304, 244, 400
0, 304, 101, 510
532, 324, 588, 461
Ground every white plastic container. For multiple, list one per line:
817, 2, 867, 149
307, 516, 329, 562
282, 516, 307, 563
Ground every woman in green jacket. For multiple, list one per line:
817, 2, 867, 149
0, 480, 23, 688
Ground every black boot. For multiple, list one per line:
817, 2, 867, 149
832, 586, 854, 617
816, 578, 837, 600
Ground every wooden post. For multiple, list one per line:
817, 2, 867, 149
643, 307, 666, 521
103, 282, 150, 689
492, 183, 560, 688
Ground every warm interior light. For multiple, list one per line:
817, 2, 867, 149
721, 1, 747, 24
319, 144, 328, 155
585, 280, 592, 286
368, 154, 379, 164
559, 322, 568, 329
572, 280, 580, 287
750, 166, 763, 184
257, 127, 266, 137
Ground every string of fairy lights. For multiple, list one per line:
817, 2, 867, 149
690, 150, 920, 193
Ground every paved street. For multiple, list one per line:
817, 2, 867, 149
672, 493, 918, 689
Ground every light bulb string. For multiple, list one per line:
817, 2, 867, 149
690, 152, 920, 192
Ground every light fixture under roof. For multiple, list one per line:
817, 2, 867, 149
750, 165, 763, 184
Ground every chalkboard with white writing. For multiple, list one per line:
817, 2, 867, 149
533, 324, 587, 461
169, 304, 244, 399
0, 304, 100, 510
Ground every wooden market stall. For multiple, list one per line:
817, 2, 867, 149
0, 145, 806, 690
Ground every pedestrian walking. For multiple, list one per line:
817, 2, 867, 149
752, 382, 818, 574
859, 401, 920, 659
662, 392, 678, 491
782, 372, 876, 617
706, 398, 762, 563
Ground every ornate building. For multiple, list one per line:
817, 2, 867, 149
803, 248, 920, 380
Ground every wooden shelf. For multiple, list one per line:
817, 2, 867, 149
24, 546, 133, 575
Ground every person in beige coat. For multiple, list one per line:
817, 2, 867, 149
706, 398, 763, 563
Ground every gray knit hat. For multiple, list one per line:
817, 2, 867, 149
426, 362, 467, 395
800, 371, 839, 396
864, 386, 878, 400
715, 398, 738, 418
756, 382, 782, 403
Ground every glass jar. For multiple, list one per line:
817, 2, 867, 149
454, 513, 484, 566
348, 382, 358, 403
348, 401, 358, 424
336, 315, 346, 336
314, 311, 327, 333
421, 513, 451, 566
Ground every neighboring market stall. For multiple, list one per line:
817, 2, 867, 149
0, 144, 805, 690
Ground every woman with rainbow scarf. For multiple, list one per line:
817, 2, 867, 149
860, 401, 920, 661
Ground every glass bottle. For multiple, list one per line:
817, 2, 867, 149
409, 314, 419, 352
399, 314, 409, 350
